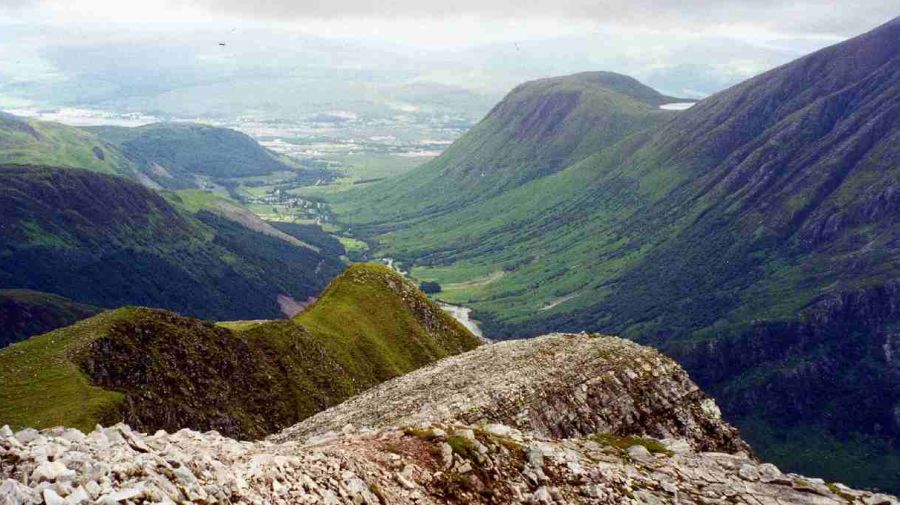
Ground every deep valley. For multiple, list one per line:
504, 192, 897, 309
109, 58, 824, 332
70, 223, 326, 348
1, 10, 899, 503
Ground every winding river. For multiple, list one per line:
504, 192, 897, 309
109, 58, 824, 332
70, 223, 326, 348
380, 258, 487, 340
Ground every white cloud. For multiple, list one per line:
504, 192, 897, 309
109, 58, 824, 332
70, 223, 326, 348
167, 0, 899, 37
0, 0, 894, 111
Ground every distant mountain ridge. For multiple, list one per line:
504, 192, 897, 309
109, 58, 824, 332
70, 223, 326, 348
320, 16, 900, 491
0, 112, 137, 176
88, 122, 298, 188
0, 112, 347, 340
331, 70, 685, 230
0, 113, 305, 190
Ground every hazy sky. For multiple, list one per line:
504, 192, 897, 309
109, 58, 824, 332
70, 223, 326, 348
2, 0, 897, 47
0, 1, 897, 118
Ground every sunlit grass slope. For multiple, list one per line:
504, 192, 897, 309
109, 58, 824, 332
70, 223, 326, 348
0, 112, 137, 176
0, 264, 480, 438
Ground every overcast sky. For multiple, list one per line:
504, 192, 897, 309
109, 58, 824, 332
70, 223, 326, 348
0, 1, 897, 118
2, 0, 898, 47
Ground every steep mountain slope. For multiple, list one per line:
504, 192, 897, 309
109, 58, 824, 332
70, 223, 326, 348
89, 122, 300, 188
269, 221, 347, 258
327, 71, 684, 227
3, 334, 894, 504
0, 290, 101, 349
0, 165, 342, 321
0, 112, 138, 176
525, 22, 900, 487
320, 17, 900, 490
0, 264, 479, 439
668, 282, 900, 490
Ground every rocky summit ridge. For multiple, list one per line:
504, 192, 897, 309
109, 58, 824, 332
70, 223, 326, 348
274, 333, 747, 454
1, 334, 896, 504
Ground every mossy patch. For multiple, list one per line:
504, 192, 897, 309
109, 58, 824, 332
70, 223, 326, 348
826, 483, 856, 503
446, 435, 480, 461
404, 427, 443, 441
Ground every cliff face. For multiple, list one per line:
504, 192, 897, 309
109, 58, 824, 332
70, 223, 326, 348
1, 334, 894, 504
666, 280, 900, 490
671, 280, 900, 438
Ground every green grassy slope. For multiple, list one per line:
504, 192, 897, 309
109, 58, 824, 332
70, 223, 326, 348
0, 310, 131, 432
0, 264, 480, 438
318, 18, 900, 491
0, 290, 101, 349
0, 112, 138, 176
0, 113, 302, 190
325, 71, 683, 227
89, 122, 297, 188
295, 263, 480, 378
0, 165, 343, 321
326, 21, 900, 339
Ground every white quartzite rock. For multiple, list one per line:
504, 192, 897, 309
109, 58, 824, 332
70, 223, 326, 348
0, 335, 895, 505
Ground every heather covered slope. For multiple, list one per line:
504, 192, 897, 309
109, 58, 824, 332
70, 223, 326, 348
0, 165, 342, 321
0, 264, 479, 438
319, 17, 900, 490
0, 290, 100, 349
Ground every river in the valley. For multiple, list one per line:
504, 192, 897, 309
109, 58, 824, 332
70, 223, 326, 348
380, 258, 487, 340
437, 303, 485, 339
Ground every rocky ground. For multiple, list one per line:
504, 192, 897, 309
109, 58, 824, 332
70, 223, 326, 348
275, 333, 747, 453
1, 334, 896, 504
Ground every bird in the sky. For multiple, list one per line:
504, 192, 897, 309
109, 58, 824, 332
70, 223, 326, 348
218, 42, 226, 46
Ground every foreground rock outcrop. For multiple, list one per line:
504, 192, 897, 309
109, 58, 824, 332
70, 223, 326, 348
1, 334, 895, 504
4, 421, 895, 505
275, 333, 747, 454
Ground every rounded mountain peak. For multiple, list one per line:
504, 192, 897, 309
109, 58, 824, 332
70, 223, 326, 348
507, 70, 684, 107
